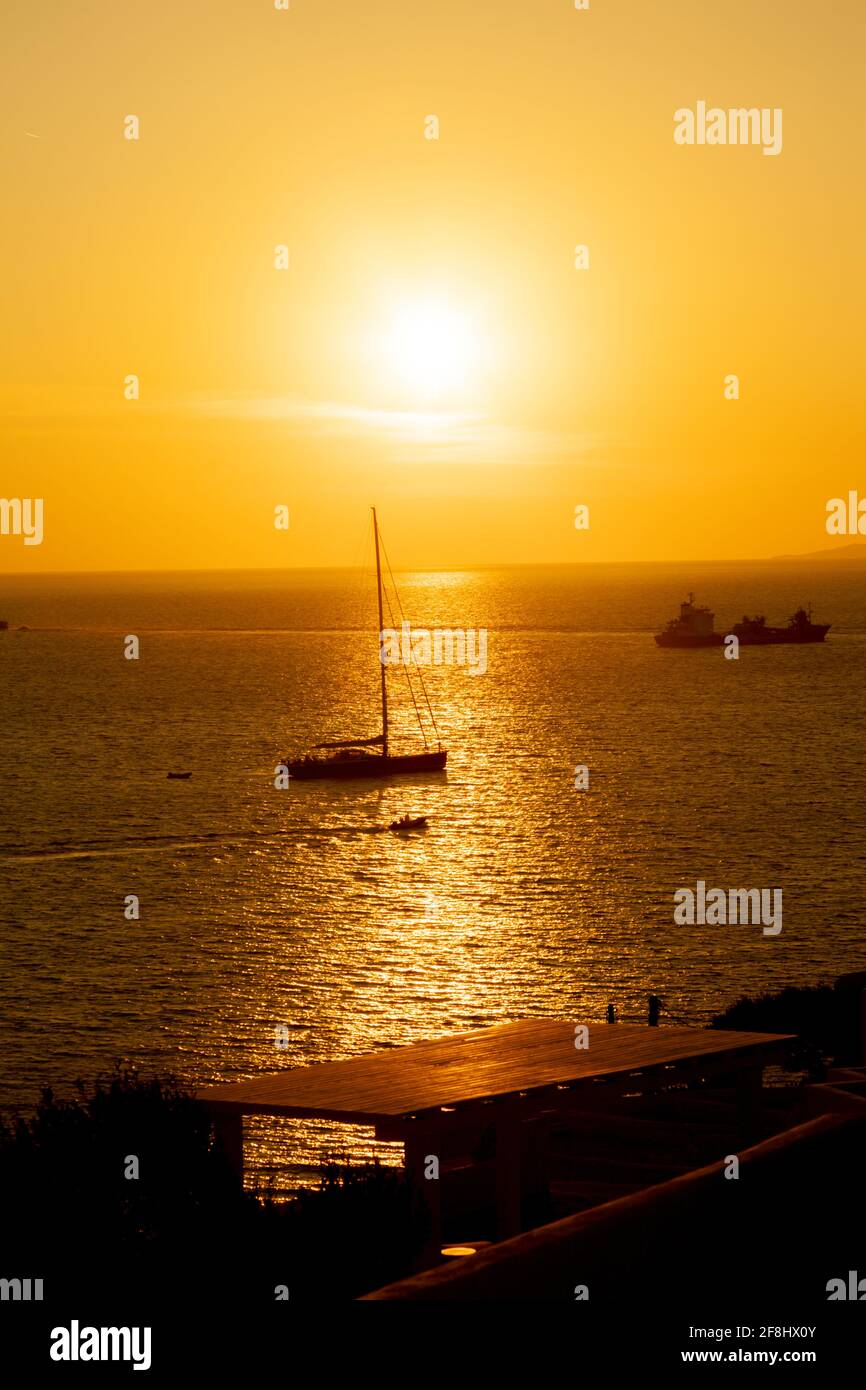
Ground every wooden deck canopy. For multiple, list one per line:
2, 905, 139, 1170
198, 1019, 793, 1253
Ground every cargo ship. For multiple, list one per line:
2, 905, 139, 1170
654, 594, 724, 647
732, 606, 830, 645
655, 596, 831, 648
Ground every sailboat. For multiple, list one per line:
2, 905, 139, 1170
286, 508, 448, 781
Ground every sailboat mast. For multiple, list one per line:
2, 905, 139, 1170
372, 507, 389, 757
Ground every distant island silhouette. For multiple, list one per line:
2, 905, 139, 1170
771, 540, 866, 562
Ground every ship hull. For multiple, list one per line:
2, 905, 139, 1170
288, 750, 447, 780
734, 625, 831, 645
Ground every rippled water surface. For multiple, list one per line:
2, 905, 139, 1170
2, 562, 865, 1185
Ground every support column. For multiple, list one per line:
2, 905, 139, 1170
404, 1127, 443, 1270
212, 1106, 244, 1189
494, 1113, 522, 1240
735, 1066, 763, 1146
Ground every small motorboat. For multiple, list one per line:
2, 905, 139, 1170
167, 771, 193, 780
389, 814, 428, 832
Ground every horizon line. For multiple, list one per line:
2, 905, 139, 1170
2, 548, 864, 580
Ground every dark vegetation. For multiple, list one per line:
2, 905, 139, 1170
0, 1069, 426, 1307
711, 976, 865, 1076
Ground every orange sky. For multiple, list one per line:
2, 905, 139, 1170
1, 0, 864, 571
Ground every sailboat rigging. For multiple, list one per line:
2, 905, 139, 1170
286, 508, 448, 780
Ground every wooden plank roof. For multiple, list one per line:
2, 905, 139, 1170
197, 1020, 794, 1126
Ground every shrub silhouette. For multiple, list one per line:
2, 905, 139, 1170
710, 981, 859, 1075
0, 1068, 424, 1304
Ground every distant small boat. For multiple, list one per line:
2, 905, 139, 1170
167, 771, 193, 780
389, 815, 428, 832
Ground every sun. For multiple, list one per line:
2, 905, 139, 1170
382, 298, 479, 401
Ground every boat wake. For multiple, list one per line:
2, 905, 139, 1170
0, 824, 400, 863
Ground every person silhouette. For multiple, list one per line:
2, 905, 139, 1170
647, 994, 663, 1027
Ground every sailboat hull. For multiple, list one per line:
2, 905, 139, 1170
288, 750, 447, 781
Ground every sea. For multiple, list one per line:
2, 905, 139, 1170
1, 560, 864, 1188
